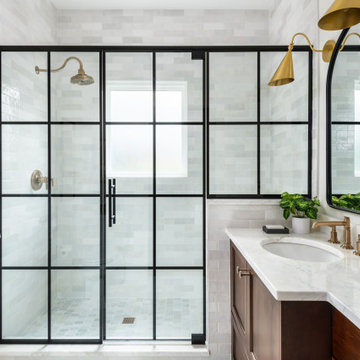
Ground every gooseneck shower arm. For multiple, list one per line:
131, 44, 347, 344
35, 56, 84, 74
34, 56, 94, 85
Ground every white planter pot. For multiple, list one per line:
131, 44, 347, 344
292, 217, 311, 234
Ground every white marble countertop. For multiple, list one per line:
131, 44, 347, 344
226, 228, 360, 329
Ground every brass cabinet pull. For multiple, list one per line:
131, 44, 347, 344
236, 266, 251, 279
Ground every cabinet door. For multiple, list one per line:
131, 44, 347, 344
230, 243, 251, 350
333, 308, 360, 360
252, 272, 281, 360
232, 315, 250, 360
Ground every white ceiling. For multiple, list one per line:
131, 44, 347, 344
50, 0, 274, 10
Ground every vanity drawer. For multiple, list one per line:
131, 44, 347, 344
230, 242, 251, 343
232, 314, 250, 360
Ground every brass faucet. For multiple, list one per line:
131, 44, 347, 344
312, 216, 353, 249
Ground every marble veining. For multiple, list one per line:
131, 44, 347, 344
226, 228, 360, 329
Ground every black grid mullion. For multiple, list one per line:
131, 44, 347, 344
257, 51, 261, 195
0, 122, 101, 125
308, 50, 313, 198
47, 51, 51, 342
152, 51, 157, 341
99, 50, 105, 342
0, 50, 2, 342
202, 51, 208, 338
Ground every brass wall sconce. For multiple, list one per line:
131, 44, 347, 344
268, 32, 360, 87
318, 0, 360, 31
268, 33, 335, 87
269, 0, 360, 87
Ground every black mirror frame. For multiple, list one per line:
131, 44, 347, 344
325, 27, 360, 214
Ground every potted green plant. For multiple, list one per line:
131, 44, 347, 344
280, 192, 321, 234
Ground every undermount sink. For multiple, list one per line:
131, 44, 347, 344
261, 237, 344, 263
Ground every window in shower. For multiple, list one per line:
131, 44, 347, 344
107, 81, 188, 178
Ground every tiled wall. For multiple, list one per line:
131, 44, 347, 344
0, 0, 57, 45
57, 9, 269, 45
268, 0, 319, 198
0, 0, 57, 339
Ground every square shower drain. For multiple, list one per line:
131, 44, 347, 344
122, 317, 135, 324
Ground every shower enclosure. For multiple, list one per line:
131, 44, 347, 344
0, 45, 312, 344
0, 48, 205, 343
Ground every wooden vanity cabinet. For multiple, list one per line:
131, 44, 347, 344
332, 308, 360, 360
230, 241, 332, 360
230, 241, 251, 357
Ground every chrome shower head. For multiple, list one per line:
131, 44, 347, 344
35, 56, 95, 86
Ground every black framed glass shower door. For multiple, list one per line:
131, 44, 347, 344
104, 51, 205, 340
0, 48, 205, 343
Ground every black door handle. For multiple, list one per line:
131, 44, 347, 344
108, 179, 113, 228
108, 178, 116, 227
112, 178, 116, 225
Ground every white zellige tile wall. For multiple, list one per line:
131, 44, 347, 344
0, 1, 319, 360
57, 9, 269, 45
0, 0, 56, 339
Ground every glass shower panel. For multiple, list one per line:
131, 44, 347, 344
209, 52, 257, 122
156, 197, 203, 267
106, 197, 153, 266
260, 125, 308, 194
156, 53, 203, 122
2, 125, 48, 194
51, 125, 100, 194
51, 197, 100, 266
106, 270, 153, 339
51, 52, 99, 122
2, 270, 47, 339
51, 270, 100, 339
156, 270, 203, 339
209, 125, 257, 194
156, 125, 202, 194
261, 52, 308, 122
2, 52, 47, 123
106, 125, 153, 194
156, 125, 203, 194
106, 53, 153, 123
2, 197, 47, 266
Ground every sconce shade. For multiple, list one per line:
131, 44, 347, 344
268, 50, 294, 87
318, 0, 360, 30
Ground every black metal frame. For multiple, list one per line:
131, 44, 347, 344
206, 48, 313, 199
0, 44, 312, 345
326, 29, 360, 214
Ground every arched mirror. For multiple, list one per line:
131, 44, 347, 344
327, 27, 360, 213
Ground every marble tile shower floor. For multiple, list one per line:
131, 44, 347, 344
15, 298, 200, 340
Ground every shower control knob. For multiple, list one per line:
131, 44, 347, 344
31, 170, 54, 191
